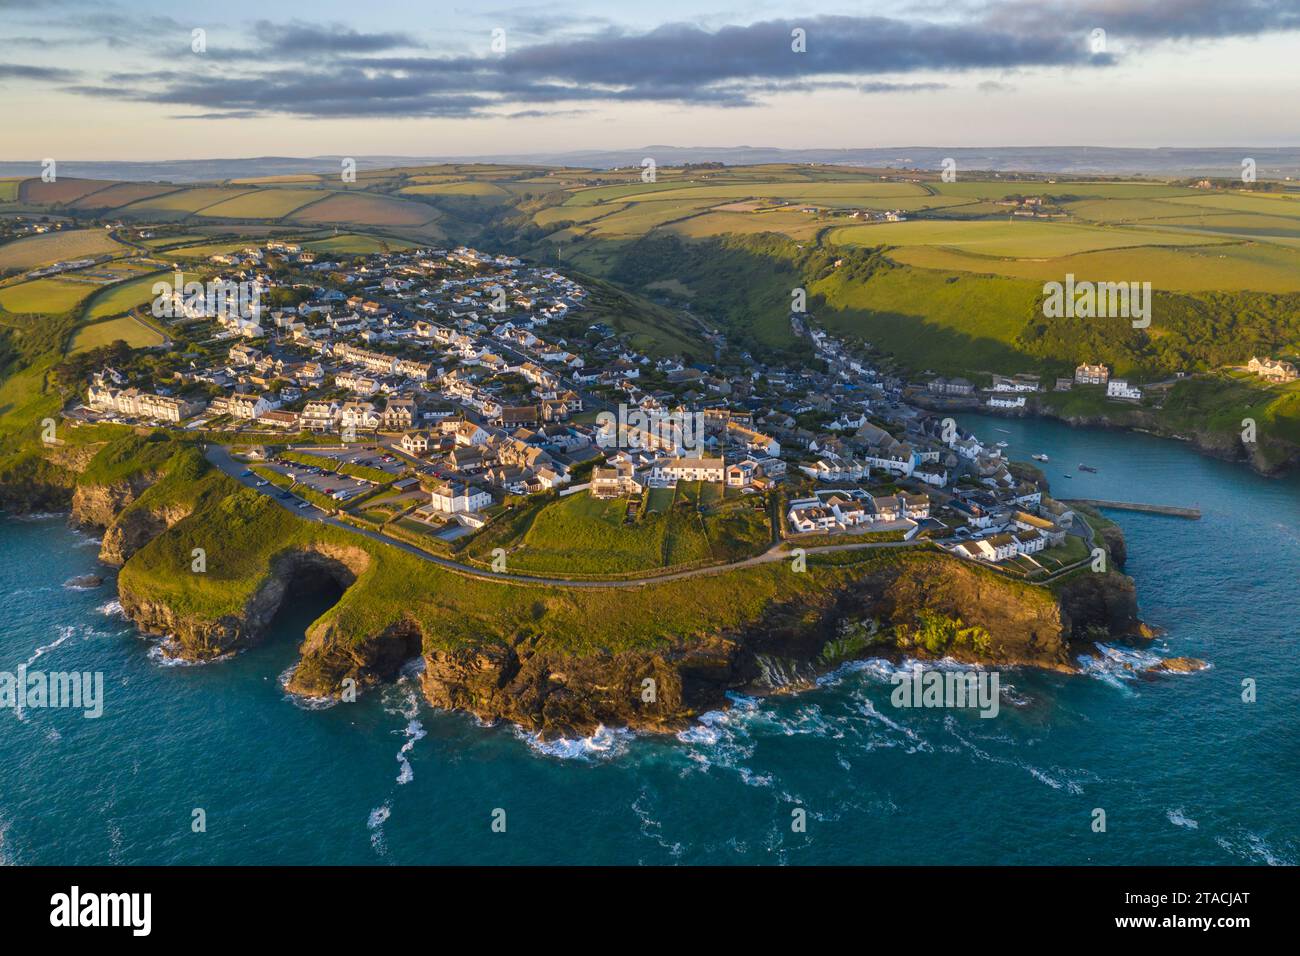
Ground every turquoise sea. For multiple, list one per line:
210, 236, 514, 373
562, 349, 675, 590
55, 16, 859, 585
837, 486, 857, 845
1, 414, 1297, 865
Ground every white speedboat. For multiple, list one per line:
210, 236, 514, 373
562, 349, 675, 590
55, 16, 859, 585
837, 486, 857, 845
1032, 453, 1049, 462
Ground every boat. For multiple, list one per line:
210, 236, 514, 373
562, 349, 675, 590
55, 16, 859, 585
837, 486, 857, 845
995, 428, 1010, 434
1078, 464, 1098, 473
1032, 453, 1049, 462
995, 440, 1008, 448
1063, 474, 1073, 479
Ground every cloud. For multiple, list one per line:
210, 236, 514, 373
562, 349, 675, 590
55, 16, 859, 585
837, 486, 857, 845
252, 20, 425, 55
0, 62, 79, 81
39, 1, 1300, 119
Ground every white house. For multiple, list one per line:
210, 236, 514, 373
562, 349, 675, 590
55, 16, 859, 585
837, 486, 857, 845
429, 481, 493, 514
1106, 379, 1142, 400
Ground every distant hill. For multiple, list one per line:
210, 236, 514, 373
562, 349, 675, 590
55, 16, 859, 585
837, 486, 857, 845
3, 146, 1300, 183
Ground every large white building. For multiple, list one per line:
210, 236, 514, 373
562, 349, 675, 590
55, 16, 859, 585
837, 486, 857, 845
429, 481, 493, 514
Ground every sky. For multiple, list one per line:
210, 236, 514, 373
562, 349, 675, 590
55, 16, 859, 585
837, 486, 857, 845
1, 0, 1299, 160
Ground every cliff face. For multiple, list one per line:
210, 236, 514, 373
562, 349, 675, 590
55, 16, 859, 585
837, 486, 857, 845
419, 638, 740, 736
406, 558, 1072, 735
120, 544, 372, 661
97, 501, 194, 566
70, 476, 151, 531
0, 442, 101, 514
1056, 571, 1141, 638
68, 470, 198, 566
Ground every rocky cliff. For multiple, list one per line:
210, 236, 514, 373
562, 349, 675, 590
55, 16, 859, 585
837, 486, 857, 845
127, 535, 1131, 737
42, 445, 1149, 738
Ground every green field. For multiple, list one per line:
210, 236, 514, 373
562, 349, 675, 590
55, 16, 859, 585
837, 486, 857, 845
930, 181, 1201, 201
81, 269, 196, 321
0, 277, 100, 315
70, 314, 165, 352
301, 233, 418, 254
829, 219, 1229, 258
470, 483, 770, 577
889, 240, 1300, 292
399, 181, 510, 198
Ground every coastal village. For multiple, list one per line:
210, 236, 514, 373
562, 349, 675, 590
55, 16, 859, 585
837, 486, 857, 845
65, 236, 1242, 578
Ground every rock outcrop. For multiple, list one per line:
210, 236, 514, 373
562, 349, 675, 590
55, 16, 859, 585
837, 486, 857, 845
121, 543, 372, 661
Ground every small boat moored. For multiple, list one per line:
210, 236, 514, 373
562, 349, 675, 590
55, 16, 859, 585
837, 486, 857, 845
1032, 453, 1049, 462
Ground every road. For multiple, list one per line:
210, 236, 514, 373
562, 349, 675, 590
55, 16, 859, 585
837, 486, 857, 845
205, 445, 924, 590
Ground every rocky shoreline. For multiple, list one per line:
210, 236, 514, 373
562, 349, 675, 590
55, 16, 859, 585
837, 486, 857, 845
911, 393, 1299, 477
11, 451, 1158, 738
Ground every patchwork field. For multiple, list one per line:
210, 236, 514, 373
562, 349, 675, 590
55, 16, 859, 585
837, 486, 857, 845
288, 192, 440, 228
0, 228, 125, 271
195, 188, 328, 219
118, 187, 257, 214
17, 178, 118, 205
68, 182, 182, 210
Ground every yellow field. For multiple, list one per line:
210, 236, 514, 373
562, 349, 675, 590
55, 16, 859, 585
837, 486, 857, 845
668, 209, 827, 240
399, 181, 510, 198
118, 187, 257, 213
195, 188, 328, 218
229, 175, 323, 185
0, 228, 124, 271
